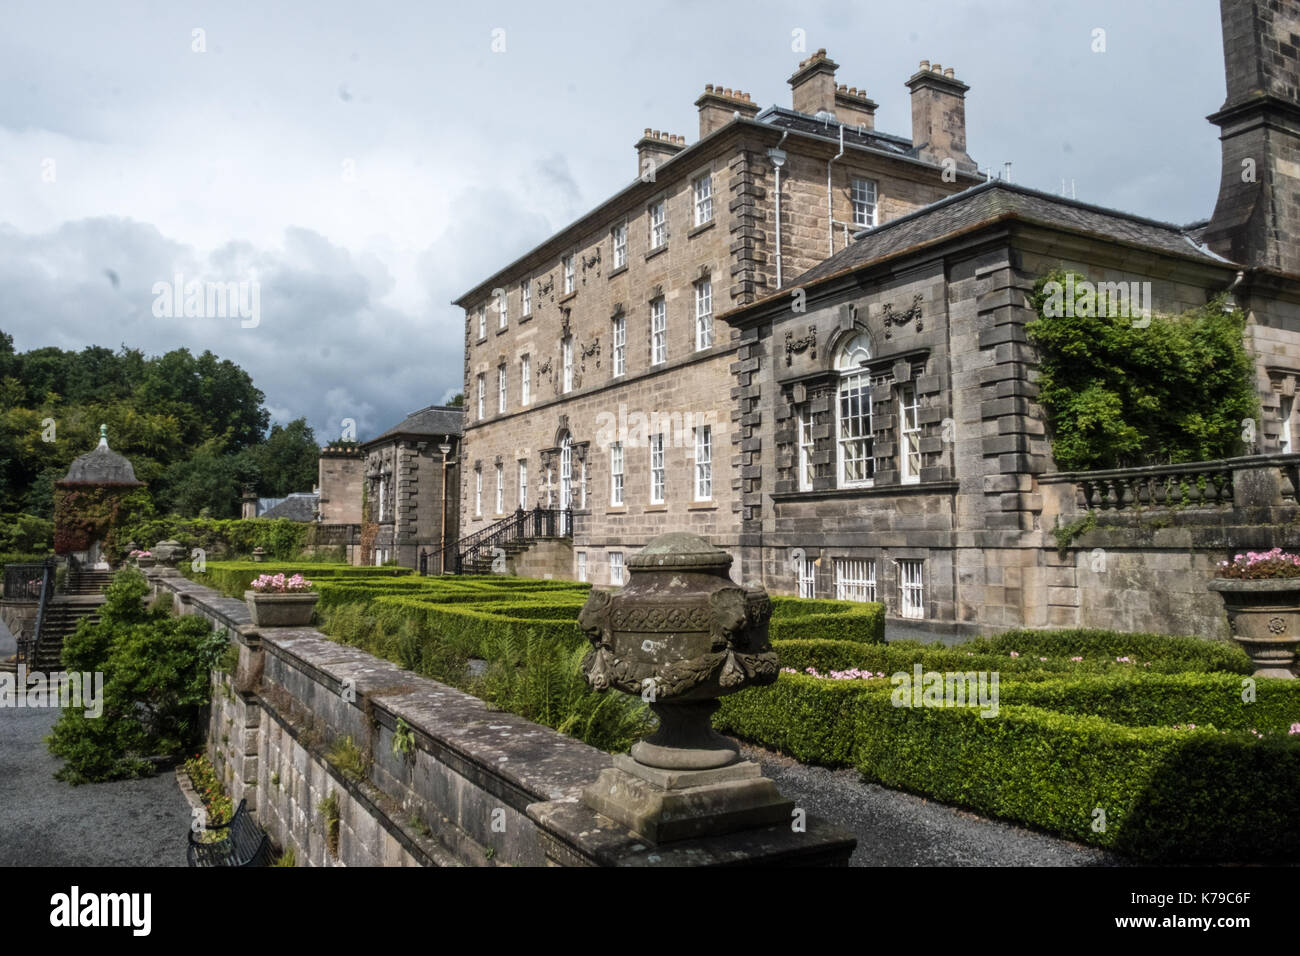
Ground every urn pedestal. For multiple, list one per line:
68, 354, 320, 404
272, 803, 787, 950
1208, 578, 1300, 679
578, 533, 794, 843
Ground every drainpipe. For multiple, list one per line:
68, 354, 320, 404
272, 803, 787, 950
767, 130, 789, 287
1225, 270, 1245, 313
827, 123, 845, 256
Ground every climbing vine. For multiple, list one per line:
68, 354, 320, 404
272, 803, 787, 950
52, 485, 153, 558
1026, 270, 1258, 471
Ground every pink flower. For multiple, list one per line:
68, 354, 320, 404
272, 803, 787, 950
1289, 723, 1300, 736
1070, 656, 1083, 662
1009, 651, 1020, 658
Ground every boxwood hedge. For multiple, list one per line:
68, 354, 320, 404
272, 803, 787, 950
715, 656, 1300, 860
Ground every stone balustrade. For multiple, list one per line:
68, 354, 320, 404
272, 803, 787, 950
1041, 453, 1300, 514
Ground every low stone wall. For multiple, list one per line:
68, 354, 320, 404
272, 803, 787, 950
0, 600, 37, 644
152, 569, 852, 866
1040, 460, 1300, 638
510, 538, 573, 579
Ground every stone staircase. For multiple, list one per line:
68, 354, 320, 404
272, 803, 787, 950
25, 597, 104, 670
459, 538, 534, 574
0, 567, 111, 674
66, 568, 114, 595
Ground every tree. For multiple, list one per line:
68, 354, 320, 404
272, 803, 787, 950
242, 418, 319, 496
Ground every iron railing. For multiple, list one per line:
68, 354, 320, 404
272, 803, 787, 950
27, 557, 56, 665
422, 506, 573, 575
3, 563, 46, 602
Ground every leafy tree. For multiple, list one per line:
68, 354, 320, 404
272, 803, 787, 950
242, 418, 318, 496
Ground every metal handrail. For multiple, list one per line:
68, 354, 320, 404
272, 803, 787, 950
25, 557, 57, 666
423, 506, 573, 575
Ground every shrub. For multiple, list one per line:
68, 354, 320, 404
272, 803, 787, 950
47, 568, 228, 783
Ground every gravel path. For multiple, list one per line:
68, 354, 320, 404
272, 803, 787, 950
0, 614, 192, 866
739, 742, 1125, 866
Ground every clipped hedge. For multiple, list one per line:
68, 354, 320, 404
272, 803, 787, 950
189, 561, 412, 597
715, 664, 1300, 860
768, 605, 885, 644
770, 631, 1251, 679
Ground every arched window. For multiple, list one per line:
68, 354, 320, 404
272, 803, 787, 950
835, 334, 874, 487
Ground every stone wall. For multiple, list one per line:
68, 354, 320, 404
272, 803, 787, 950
155, 569, 850, 866
318, 452, 363, 525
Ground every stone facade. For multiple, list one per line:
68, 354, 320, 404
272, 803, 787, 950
317, 443, 363, 525
456, 51, 982, 586
724, 184, 1300, 636
360, 407, 462, 570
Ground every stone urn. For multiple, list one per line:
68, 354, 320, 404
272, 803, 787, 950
244, 590, 319, 627
577, 532, 790, 842
251, 547, 266, 563
1208, 578, 1300, 679
152, 539, 184, 567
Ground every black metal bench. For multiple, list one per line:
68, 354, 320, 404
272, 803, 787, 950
187, 799, 273, 867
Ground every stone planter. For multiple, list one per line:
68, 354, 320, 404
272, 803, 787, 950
1207, 578, 1300, 679
135, 557, 155, 568
244, 590, 319, 628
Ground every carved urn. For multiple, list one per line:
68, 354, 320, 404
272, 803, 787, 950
580, 532, 779, 768
578, 533, 791, 842
1208, 578, 1300, 679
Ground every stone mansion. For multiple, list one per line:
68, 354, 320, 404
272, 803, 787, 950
453, 1, 1300, 637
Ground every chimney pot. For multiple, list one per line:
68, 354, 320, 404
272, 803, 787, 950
919, 59, 930, 70
944, 67, 955, 78
932, 63, 942, 73
705, 83, 714, 92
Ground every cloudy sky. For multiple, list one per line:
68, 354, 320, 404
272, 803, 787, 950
1, 0, 1226, 443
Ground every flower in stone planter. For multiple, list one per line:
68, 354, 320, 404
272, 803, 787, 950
1215, 547, 1300, 579
1290, 723, 1300, 736
249, 572, 314, 593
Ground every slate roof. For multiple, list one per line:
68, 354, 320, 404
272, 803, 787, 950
758, 106, 916, 158
364, 404, 464, 447
58, 434, 143, 486
260, 493, 319, 522
783, 179, 1238, 291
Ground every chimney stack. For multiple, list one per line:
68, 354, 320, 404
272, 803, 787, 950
834, 84, 878, 129
635, 128, 686, 179
1203, 0, 1300, 274
905, 60, 976, 172
788, 48, 839, 115
695, 84, 761, 138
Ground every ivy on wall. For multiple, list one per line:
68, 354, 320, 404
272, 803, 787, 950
1026, 271, 1259, 471
52, 485, 153, 558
